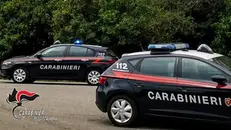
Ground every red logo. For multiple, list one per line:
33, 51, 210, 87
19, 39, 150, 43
225, 98, 231, 107
6, 88, 40, 120
6, 88, 39, 105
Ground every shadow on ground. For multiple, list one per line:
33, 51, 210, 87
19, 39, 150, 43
0, 80, 94, 86
99, 116, 231, 130
33, 82, 93, 86
139, 117, 230, 130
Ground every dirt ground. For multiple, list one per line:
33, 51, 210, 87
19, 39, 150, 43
0, 80, 229, 130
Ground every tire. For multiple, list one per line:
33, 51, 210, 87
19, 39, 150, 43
12, 67, 30, 83
27, 79, 35, 83
86, 69, 101, 85
107, 95, 138, 127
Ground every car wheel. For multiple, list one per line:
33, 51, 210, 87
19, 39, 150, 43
107, 95, 138, 127
86, 69, 101, 85
12, 67, 29, 83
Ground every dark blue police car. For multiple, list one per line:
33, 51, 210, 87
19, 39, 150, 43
95, 43, 231, 127
0, 41, 118, 85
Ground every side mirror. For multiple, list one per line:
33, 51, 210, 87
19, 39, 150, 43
211, 75, 227, 85
35, 53, 42, 58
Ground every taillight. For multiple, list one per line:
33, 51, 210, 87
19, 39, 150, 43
109, 59, 117, 64
99, 76, 107, 85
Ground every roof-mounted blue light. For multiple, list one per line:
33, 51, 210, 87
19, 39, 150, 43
148, 43, 189, 51
74, 39, 83, 45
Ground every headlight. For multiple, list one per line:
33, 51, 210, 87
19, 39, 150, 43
2, 61, 12, 66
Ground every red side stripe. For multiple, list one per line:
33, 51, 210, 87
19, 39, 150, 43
92, 62, 110, 64
92, 58, 101, 63
14, 57, 112, 64
64, 57, 102, 60
15, 57, 103, 61
106, 71, 231, 89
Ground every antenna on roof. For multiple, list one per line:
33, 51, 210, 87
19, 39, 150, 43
54, 40, 61, 44
197, 44, 213, 54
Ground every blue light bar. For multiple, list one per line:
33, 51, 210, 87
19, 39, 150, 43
74, 39, 83, 45
148, 43, 189, 50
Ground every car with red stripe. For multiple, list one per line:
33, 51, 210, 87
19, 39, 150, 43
95, 43, 231, 127
0, 43, 118, 85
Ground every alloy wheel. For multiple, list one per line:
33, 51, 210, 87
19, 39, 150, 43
110, 99, 133, 124
87, 70, 101, 85
13, 69, 27, 83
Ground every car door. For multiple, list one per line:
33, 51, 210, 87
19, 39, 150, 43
62, 46, 96, 80
30, 45, 68, 79
128, 56, 182, 116
176, 57, 231, 121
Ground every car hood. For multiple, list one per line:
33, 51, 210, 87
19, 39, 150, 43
3, 56, 32, 62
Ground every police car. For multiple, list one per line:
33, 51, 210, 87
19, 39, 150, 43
0, 41, 118, 85
95, 43, 231, 127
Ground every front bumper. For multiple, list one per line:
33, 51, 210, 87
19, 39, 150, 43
0, 69, 11, 78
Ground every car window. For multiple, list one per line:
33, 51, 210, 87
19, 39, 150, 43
41, 46, 66, 57
86, 49, 95, 56
181, 58, 226, 81
96, 49, 118, 58
139, 57, 176, 77
68, 46, 88, 57
213, 56, 231, 72
128, 59, 140, 67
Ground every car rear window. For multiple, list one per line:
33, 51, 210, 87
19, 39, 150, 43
106, 49, 117, 57
97, 49, 118, 58
128, 59, 140, 68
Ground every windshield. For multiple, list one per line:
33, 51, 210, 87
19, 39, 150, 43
212, 56, 231, 72
30, 47, 49, 57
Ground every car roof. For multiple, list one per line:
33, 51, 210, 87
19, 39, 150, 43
122, 50, 223, 60
50, 44, 108, 51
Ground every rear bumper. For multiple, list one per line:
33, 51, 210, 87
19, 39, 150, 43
95, 86, 107, 113
95, 100, 106, 113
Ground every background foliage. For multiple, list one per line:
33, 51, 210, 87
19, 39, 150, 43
0, 0, 230, 61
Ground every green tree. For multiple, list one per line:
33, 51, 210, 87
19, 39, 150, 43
0, 0, 230, 60
0, 0, 53, 60
51, 0, 99, 43
51, 0, 194, 55
212, 0, 231, 56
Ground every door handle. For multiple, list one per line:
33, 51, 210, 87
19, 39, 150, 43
81, 59, 89, 62
178, 87, 188, 92
54, 59, 62, 62
134, 83, 143, 88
